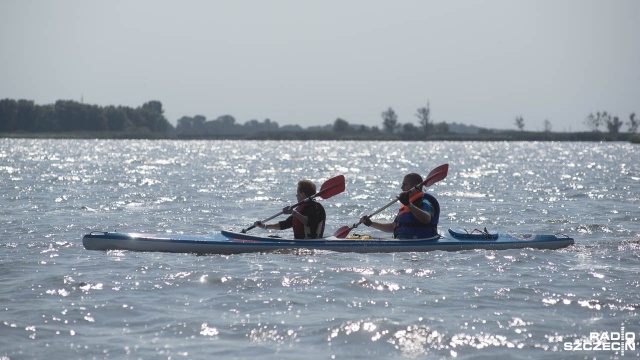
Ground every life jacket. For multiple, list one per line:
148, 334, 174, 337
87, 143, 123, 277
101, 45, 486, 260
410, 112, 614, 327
394, 191, 440, 239
292, 201, 326, 239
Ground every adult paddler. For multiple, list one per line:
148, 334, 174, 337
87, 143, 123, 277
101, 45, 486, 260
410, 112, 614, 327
359, 173, 440, 239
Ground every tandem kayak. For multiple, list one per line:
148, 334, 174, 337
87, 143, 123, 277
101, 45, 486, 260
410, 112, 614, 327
82, 228, 574, 255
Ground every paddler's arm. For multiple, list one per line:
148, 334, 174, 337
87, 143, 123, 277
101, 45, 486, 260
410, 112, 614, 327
407, 203, 432, 224
360, 216, 396, 233
291, 209, 308, 225
284, 206, 309, 225
253, 221, 282, 230
398, 191, 432, 224
254, 206, 301, 231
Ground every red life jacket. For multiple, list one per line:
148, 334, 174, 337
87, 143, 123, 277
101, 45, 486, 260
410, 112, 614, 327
280, 201, 326, 239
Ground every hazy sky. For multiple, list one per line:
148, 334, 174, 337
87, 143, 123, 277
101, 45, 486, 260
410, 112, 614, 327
2, 0, 638, 131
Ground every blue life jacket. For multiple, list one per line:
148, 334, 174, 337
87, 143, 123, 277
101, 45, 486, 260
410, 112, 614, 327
393, 192, 440, 239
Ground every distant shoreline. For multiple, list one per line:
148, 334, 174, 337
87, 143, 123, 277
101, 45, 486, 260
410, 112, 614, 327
3, 99, 636, 143
2, 131, 638, 143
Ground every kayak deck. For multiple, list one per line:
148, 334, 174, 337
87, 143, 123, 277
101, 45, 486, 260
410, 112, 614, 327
82, 229, 574, 255
448, 228, 499, 240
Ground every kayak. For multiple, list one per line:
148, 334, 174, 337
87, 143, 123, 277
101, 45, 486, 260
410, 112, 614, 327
82, 228, 574, 255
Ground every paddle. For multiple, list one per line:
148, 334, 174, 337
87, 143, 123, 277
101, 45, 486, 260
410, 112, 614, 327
333, 164, 449, 238
241, 174, 346, 233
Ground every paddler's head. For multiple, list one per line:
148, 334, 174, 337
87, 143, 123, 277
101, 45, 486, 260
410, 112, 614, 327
297, 180, 317, 201
401, 173, 423, 194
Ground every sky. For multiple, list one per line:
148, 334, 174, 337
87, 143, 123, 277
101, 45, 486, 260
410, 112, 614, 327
1, 0, 638, 132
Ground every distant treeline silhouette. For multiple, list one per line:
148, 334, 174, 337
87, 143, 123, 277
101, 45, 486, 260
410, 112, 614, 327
177, 114, 287, 137
0, 99, 172, 134
175, 114, 450, 139
1, 98, 638, 142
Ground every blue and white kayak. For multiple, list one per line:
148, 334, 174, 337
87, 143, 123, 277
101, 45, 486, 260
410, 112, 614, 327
82, 228, 574, 255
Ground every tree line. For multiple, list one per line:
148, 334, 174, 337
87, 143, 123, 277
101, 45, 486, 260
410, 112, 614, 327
177, 114, 282, 138
175, 102, 448, 139
513, 112, 638, 134
583, 111, 637, 134
0, 99, 172, 134
1, 98, 638, 142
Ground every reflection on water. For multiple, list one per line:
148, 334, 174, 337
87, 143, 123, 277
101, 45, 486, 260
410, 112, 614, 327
0, 139, 639, 358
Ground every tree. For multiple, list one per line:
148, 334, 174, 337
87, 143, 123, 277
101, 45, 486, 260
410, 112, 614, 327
141, 100, 171, 132
217, 114, 235, 126
515, 115, 525, 131
585, 111, 608, 132
381, 107, 398, 133
627, 113, 638, 133
36, 104, 59, 131
432, 122, 449, 134
333, 118, 350, 132
84, 104, 107, 131
176, 116, 192, 132
105, 106, 131, 131
543, 119, 552, 132
124, 106, 144, 132
0, 98, 18, 132
402, 122, 418, 133
415, 101, 431, 135
16, 99, 37, 131
193, 115, 206, 129
585, 113, 597, 131
141, 100, 163, 115
204, 115, 240, 135
55, 100, 83, 131
605, 116, 623, 134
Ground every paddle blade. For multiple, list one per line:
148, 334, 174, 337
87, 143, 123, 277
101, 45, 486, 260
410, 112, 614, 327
422, 163, 449, 188
333, 225, 352, 239
317, 175, 346, 199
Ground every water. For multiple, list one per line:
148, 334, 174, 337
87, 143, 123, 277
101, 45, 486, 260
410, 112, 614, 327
1, 139, 639, 359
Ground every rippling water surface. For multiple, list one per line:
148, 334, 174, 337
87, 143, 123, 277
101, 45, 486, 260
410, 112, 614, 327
1, 139, 639, 359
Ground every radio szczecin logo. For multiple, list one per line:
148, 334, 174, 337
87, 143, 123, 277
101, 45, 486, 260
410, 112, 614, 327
564, 324, 636, 356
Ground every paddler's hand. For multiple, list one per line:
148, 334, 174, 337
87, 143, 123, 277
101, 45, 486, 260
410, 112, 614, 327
397, 191, 411, 206
360, 216, 372, 227
282, 206, 293, 214
254, 221, 267, 229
